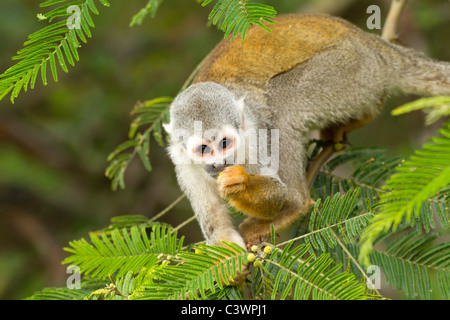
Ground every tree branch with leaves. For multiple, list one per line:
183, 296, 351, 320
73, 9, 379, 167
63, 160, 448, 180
1, 0, 448, 300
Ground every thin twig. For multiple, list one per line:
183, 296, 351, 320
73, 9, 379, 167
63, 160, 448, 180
179, 50, 213, 92
173, 215, 197, 233
149, 193, 186, 222
276, 211, 375, 248
265, 259, 342, 300
382, 0, 408, 42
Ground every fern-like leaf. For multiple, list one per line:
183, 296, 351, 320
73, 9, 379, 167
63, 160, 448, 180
62, 223, 184, 279
392, 96, 450, 125
26, 277, 106, 300
136, 242, 246, 300
303, 189, 375, 252
26, 287, 92, 300
359, 121, 450, 266
0, 0, 110, 103
201, 0, 277, 41
261, 243, 377, 300
130, 0, 164, 27
105, 97, 172, 190
313, 146, 403, 211
338, 228, 449, 299
376, 231, 449, 299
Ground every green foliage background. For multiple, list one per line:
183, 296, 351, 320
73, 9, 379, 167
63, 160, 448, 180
0, 0, 448, 299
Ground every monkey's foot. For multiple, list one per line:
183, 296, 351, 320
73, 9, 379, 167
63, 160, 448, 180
218, 165, 248, 198
239, 217, 271, 246
239, 202, 314, 246
228, 267, 249, 287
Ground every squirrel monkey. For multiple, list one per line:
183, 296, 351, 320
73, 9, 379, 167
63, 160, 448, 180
163, 14, 450, 248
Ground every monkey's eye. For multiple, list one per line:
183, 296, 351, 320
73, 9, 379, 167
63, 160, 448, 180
196, 145, 211, 155
219, 138, 232, 151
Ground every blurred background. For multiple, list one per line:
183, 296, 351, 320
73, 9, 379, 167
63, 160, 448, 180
0, 0, 448, 299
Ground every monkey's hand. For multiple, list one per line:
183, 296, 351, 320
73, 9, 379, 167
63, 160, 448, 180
218, 165, 248, 197
217, 165, 286, 220
218, 166, 311, 246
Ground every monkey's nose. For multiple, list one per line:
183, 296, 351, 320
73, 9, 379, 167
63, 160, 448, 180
205, 163, 229, 178
214, 162, 231, 169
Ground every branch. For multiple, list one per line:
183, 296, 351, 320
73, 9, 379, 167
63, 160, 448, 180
329, 229, 383, 297
149, 193, 186, 222
382, 0, 408, 42
306, 142, 336, 189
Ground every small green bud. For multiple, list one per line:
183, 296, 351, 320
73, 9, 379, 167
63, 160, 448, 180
253, 259, 263, 268
247, 253, 256, 263
161, 260, 170, 267
334, 143, 344, 151
251, 245, 258, 253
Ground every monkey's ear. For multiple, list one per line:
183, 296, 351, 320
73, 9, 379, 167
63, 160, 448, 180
163, 122, 172, 135
235, 97, 245, 116
235, 98, 246, 130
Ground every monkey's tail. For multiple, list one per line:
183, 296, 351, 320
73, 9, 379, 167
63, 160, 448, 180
394, 44, 450, 97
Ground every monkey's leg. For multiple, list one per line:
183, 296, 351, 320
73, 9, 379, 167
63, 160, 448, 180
320, 114, 375, 143
239, 199, 315, 245
306, 114, 375, 189
236, 126, 314, 245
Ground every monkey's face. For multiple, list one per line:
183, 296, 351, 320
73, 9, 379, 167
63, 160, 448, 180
164, 121, 244, 178
187, 125, 242, 178
163, 82, 247, 178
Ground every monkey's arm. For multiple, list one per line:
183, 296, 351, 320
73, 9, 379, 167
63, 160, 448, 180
218, 165, 286, 220
175, 165, 246, 248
